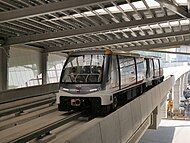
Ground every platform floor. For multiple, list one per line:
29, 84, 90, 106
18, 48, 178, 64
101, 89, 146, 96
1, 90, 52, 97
139, 119, 190, 143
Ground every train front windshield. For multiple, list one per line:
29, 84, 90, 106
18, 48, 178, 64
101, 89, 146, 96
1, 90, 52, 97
61, 54, 105, 84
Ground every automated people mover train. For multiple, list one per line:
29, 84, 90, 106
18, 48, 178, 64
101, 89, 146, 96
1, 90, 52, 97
56, 49, 164, 114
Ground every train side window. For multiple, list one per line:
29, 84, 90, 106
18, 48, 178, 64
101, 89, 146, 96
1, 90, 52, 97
153, 59, 159, 77
149, 59, 154, 77
119, 56, 136, 87
153, 59, 159, 70
136, 58, 146, 82
158, 59, 163, 76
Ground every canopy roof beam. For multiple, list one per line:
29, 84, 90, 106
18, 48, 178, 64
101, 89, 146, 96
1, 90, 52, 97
5, 15, 181, 46
144, 49, 190, 56
122, 40, 190, 51
47, 29, 190, 52
0, 0, 117, 23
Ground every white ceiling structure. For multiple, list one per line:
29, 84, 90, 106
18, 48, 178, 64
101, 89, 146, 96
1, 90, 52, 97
0, 0, 190, 54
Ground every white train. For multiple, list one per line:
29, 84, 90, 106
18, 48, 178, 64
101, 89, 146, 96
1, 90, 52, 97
56, 49, 164, 114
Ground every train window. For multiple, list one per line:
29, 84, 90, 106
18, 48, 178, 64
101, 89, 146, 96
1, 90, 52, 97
153, 59, 159, 77
61, 54, 105, 83
136, 58, 146, 82
119, 56, 136, 87
149, 59, 154, 78
153, 59, 159, 70
158, 59, 163, 76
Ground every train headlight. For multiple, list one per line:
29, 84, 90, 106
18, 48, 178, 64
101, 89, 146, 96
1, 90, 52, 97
89, 89, 98, 92
62, 88, 69, 91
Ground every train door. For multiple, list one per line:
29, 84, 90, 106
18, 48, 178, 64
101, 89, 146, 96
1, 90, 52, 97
158, 59, 163, 76
153, 59, 159, 77
136, 57, 146, 83
118, 56, 136, 88
149, 59, 154, 78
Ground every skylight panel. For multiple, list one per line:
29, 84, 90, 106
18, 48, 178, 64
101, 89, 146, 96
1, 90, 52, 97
132, 1, 146, 10
175, 0, 187, 5
160, 22, 169, 27
145, 0, 160, 8
180, 19, 189, 25
120, 4, 133, 11
170, 21, 180, 26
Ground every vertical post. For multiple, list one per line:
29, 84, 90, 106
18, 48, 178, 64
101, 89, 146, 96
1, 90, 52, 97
41, 52, 48, 85
173, 78, 181, 110
182, 74, 186, 93
184, 73, 189, 88
0, 47, 9, 91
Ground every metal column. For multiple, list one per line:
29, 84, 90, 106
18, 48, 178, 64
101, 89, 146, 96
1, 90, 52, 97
41, 52, 48, 85
0, 47, 9, 91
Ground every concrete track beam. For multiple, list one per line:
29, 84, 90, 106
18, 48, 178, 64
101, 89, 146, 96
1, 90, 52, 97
51, 76, 175, 143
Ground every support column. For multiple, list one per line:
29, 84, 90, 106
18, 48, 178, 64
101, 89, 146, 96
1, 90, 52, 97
0, 47, 9, 91
173, 78, 181, 110
180, 74, 185, 100
185, 72, 189, 87
40, 52, 48, 85
149, 106, 161, 129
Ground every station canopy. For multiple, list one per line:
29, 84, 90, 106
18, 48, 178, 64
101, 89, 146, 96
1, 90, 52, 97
0, 0, 190, 53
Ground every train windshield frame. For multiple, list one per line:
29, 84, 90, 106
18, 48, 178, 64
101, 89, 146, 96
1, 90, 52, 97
60, 54, 106, 84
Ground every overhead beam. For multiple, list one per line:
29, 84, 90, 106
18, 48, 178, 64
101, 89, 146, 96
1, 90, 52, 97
12, 44, 44, 52
0, 0, 118, 23
155, 0, 190, 18
47, 29, 190, 52
143, 49, 190, 56
5, 15, 181, 46
121, 40, 190, 51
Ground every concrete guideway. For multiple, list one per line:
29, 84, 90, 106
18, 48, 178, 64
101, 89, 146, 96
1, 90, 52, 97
0, 83, 59, 117
0, 75, 174, 143
0, 94, 55, 117
50, 76, 175, 143
0, 111, 83, 143
0, 105, 57, 131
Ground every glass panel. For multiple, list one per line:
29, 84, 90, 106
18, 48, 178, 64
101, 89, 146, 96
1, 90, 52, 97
8, 48, 41, 89
136, 58, 146, 81
119, 56, 136, 86
154, 59, 159, 69
62, 55, 105, 83
149, 59, 154, 77
47, 53, 66, 83
154, 59, 160, 76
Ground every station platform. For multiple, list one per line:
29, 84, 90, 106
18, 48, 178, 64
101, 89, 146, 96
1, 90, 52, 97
139, 119, 190, 143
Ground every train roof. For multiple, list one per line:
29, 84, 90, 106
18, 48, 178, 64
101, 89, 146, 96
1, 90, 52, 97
67, 49, 161, 59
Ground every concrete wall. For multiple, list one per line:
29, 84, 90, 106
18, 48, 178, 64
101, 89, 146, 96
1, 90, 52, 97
52, 76, 175, 143
0, 83, 58, 104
